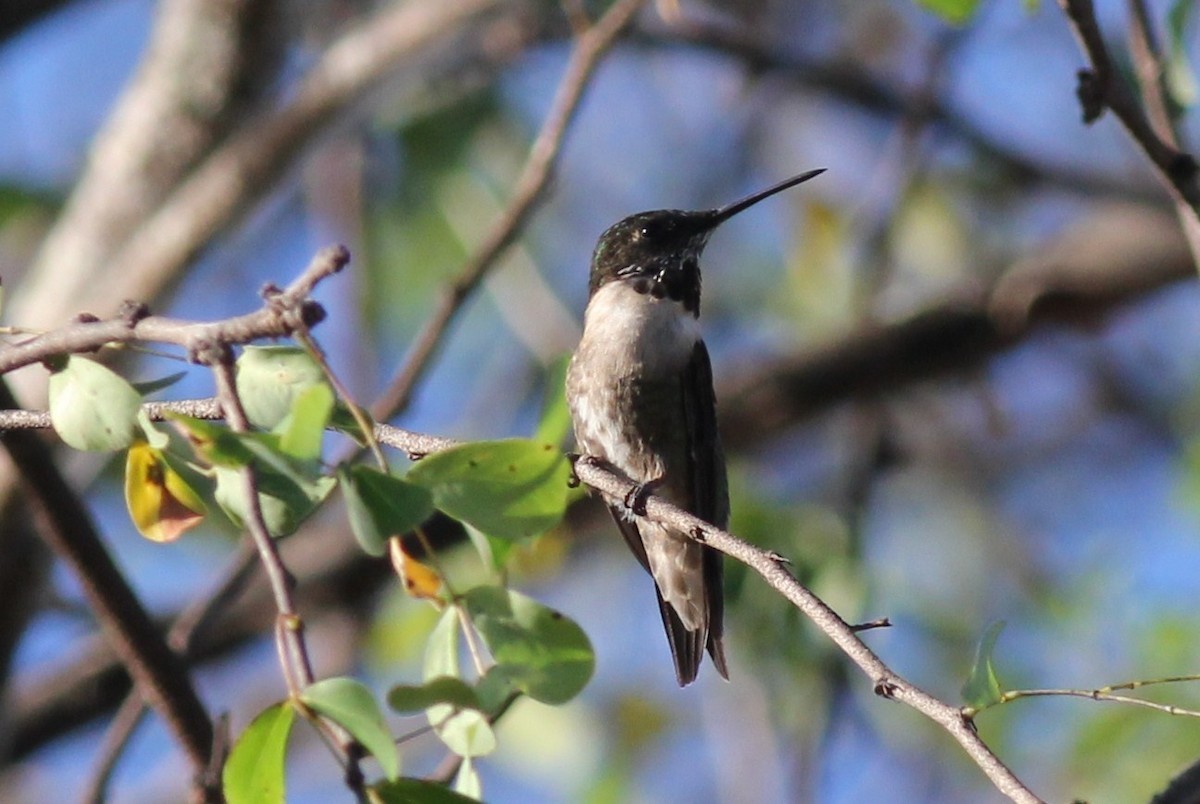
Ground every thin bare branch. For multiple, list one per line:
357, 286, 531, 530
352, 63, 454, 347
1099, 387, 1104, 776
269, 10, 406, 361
1126, 0, 1180, 149
0, 245, 348, 376
205, 356, 314, 695
987, 688, 1200, 719
82, 694, 148, 804
370, 0, 650, 421
206, 350, 366, 797
569, 457, 1043, 804
1057, 0, 1200, 264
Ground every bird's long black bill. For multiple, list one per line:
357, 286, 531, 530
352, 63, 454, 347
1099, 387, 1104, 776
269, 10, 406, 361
711, 168, 826, 225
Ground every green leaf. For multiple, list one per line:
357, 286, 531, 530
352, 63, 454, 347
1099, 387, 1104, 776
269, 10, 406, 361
454, 755, 482, 799
301, 677, 400, 781
47, 356, 141, 451
339, 465, 434, 556
131, 370, 188, 396
913, 0, 981, 25
167, 415, 254, 466
372, 778, 478, 804
431, 706, 495, 758
174, 417, 333, 537
962, 620, 1006, 709
329, 403, 372, 444
424, 606, 461, 681
406, 439, 571, 541
223, 701, 295, 804
137, 409, 170, 449
235, 346, 328, 430
423, 608, 496, 757
276, 383, 335, 461
214, 464, 334, 538
473, 665, 519, 714
464, 587, 594, 705
388, 676, 482, 713
462, 523, 512, 573
534, 356, 572, 446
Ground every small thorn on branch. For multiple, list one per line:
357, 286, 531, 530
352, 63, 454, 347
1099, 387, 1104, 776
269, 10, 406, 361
188, 339, 232, 367
849, 617, 892, 633
118, 300, 150, 328
766, 550, 792, 565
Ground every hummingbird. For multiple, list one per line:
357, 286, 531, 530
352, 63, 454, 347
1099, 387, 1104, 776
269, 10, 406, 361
566, 169, 825, 686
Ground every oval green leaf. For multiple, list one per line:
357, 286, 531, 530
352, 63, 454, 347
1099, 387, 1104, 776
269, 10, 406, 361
387, 676, 481, 714
339, 465, 434, 556
406, 439, 570, 541
962, 620, 1006, 709
235, 346, 328, 430
131, 370, 188, 396
300, 676, 400, 781
48, 355, 141, 451
421, 608, 496, 757
214, 465, 334, 538
223, 701, 295, 804
454, 755, 482, 799
277, 383, 335, 461
464, 587, 594, 705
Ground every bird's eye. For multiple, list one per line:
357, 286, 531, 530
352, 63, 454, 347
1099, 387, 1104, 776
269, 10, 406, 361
639, 220, 673, 240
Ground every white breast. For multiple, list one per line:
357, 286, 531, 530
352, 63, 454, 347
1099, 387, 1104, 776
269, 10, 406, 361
579, 281, 700, 375
567, 281, 700, 478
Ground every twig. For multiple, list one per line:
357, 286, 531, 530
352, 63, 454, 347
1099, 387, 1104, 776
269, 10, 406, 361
569, 458, 1042, 804
369, 0, 649, 422
0, 245, 349, 376
1126, 0, 1180, 149
207, 351, 367, 798
293, 327, 388, 471
1057, 0, 1200, 265
980, 687, 1200, 719
967, 673, 1200, 719
82, 693, 148, 804
205, 355, 314, 695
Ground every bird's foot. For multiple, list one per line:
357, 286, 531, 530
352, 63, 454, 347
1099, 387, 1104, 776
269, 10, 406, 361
565, 453, 582, 488
623, 476, 664, 517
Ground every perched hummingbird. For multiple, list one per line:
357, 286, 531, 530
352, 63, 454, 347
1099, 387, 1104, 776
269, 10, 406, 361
566, 169, 825, 686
